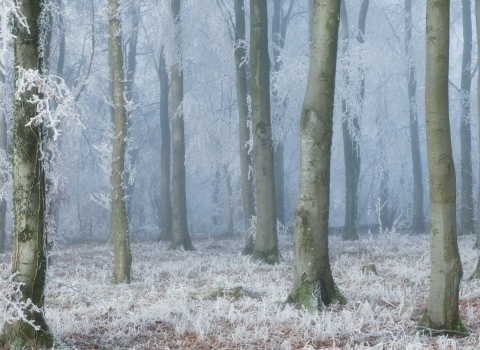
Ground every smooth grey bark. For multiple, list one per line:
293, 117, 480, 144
459, 0, 474, 236
170, 0, 195, 251
234, 0, 255, 255
272, 0, 293, 226
108, 0, 132, 283
250, 0, 280, 264
0, 1, 54, 347
476, 0, 480, 249
417, 0, 467, 336
226, 170, 234, 235
56, 0, 66, 78
341, 0, 369, 241
158, 45, 173, 241
286, 0, 346, 311
405, 0, 426, 234
0, 71, 6, 254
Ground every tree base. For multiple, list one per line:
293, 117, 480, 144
241, 245, 254, 256
251, 248, 281, 265
286, 279, 347, 312
0, 319, 55, 349
168, 242, 196, 251
342, 227, 359, 241
416, 310, 469, 337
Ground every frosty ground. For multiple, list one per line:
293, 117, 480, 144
1, 232, 480, 349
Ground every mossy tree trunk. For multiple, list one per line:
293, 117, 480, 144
417, 0, 467, 336
158, 45, 173, 241
405, 0, 426, 234
341, 0, 369, 241
0, 1, 54, 347
0, 71, 7, 254
286, 0, 346, 311
459, 0, 474, 236
234, 0, 255, 255
170, 0, 195, 251
108, 0, 132, 283
250, 0, 280, 264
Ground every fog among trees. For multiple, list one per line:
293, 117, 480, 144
1, 0, 480, 348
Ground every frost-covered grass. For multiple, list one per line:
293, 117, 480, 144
1, 232, 480, 349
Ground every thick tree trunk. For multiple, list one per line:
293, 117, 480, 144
158, 46, 173, 241
417, 0, 467, 336
476, 0, 480, 249
286, 0, 346, 311
459, 0, 474, 236
250, 0, 280, 264
108, 0, 132, 283
0, 72, 6, 254
0, 1, 54, 347
170, 0, 195, 251
405, 0, 426, 234
234, 0, 255, 255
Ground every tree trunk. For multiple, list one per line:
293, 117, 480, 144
417, 0, 467, 336
250, 0, 280, 264
108, 0, 132, 283
272, 0, 293, 226
170, 0, 195, 251
226, 168, 234, 235
234, 0, 255, 255
0, 71, 6, 254
0, 1, 54, 347
405, 0, 426, 234
459, 0, 474, 236
341, 0, 369, 241
158, 46, 173, 241
124, 2, 140, 225
286, 0, 346, 311
476, 0, 480, 249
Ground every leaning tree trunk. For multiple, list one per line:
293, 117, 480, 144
0, 1, 54, 347
0, 71, 6, 254
250, 0, 280, 264
476, 0, 480, 249
158, 45, 173, 241
405, 0, 425, 234
108, 0, 132, 283
234, 0, 255, 255
170, 0, 195, 251
286, 0, 346, 311
417, 0, 468, 336
459, 0, 474, 236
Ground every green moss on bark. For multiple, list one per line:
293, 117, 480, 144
251, 247, 281, 265
286, 279, 346, 312
416, 310, 469, 337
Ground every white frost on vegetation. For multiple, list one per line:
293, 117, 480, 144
1, 232, 479, 348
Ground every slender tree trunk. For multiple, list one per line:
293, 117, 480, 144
158, 46, 173, 241
476, 0, 480, 249
0, 72, 6, 254
405, 0, 426, 234
170, 0, 195, 251
417, 0, 467, 336
226, 168, 234, 235
286, 0, 346, 311
108, 0, 132, 283
56, 0, 66, 78
459, 0, 474, 236
341, 0, 369, 241
0, 1, 54, 347
234, 0, 255, 255
124, 2, 139, 224
250, 0, 280, 264
272, 0, 293, 226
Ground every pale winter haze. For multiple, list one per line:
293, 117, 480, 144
0, 0, 480, 349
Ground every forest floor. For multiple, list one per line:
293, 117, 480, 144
1, 231, 480, 349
